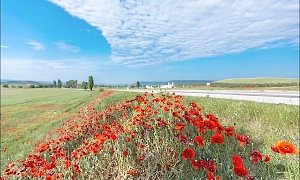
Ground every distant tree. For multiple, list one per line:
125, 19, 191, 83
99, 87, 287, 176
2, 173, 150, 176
30, 85, 35, 88
11, 85, 16, 88
82, 81, 88, 90
2, 84, 9, 88
66, 80, 70, 88
53, 80, 57, 88
75, 80, 78, 88
88, 76, 94, 91
57, 79, 62, 88
136, 81, 140, 89
17, 85, 23, 88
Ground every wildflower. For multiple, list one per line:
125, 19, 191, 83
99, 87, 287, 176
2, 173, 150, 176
181, 148, 196, 160
232, 155, 243, 166
204, 120, 216, 130
123, 150, 129, 157
211, 133, 224, 144
264, 155, 270, 162
194, 136, 205, 147
250, 150, 263, 163
236, 134, 250, 147
271, 141, 298, 155
127, 169, 139, 175
38, 143, 49, 153
224, 126, 235, 137
192, 119, 203, 127
191, 159, 200, 170
74, 164, 81, 173
234, 165, 248, 177
207, 163, 217, 172
175, 122, 185, 131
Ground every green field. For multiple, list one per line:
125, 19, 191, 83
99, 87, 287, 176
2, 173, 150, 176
0, 88, 100, 170
1, 90, 299, 178
214, 77, 299, 84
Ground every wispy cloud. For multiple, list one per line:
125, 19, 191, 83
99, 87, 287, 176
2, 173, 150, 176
51, 0, 299, 66
55, 41, 80, 52
1, 58, 109, 82
1, 45, 9, 48
27, 40, 45, 50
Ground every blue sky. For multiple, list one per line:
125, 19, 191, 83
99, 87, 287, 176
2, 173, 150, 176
1, 0, 299, 84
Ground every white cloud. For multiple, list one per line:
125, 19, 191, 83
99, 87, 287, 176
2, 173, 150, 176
55, 41, 80, 52
1, 58, 108, 82
1, 45, 9, 48
27, 40, 45, 50
50, 0, 299, 66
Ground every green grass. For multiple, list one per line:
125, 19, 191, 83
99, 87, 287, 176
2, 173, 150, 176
0, 88, 101, 170
95, 91, 138, 111
94, 91, 299, 179
1, 90, 299, 179
214, 77, 299, 84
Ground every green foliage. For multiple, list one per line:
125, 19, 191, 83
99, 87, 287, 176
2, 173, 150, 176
17, 85, 23, 88
57, 79, 62, 88
2, 84, 9, 88
82, 81, 88, 90
88, 76, 94, 91
53, 80, 57, 88
98, 88, 104, 92
66, 80, 78, 88
29, 84, 35, 88
136, 81, 141, 89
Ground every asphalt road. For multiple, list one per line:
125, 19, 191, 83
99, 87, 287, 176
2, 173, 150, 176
120, 89, 299, 105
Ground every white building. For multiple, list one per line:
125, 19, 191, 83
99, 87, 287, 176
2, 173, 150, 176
146, 85, 154, 89
160, 82, 174, 89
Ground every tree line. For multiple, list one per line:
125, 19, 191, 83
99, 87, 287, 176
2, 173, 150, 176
52, 76, 94, 90
2, 76, 95, 90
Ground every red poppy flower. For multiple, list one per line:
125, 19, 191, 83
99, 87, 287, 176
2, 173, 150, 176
172, 111, 180, 118
232, 154, 243, 166
179, 134, 188, 144
234, 165, 248, 177
264, 155, 270, 162
191, 160, 200, 170
110, 134, 117, 141
207, 163, 217, 172
38, 143, 49, 153
175, 122, 185, 131
272, 141, 298, 155
192, 119, 203, 127
204, 120, 216, 130
74, 164, 81, 173
123, 150, 129, 157
211, 134, 224, 144
127, 169, 139, 175
194, 136, 205, 147
250, 150, 263, 163
236, 134, 250, 147
190, 102, 198, 108
181, 147, 196, 160
225, 126, 235, 137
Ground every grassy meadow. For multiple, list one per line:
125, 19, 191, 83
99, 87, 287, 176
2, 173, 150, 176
1, 90, 299, 179
94, 92, 299, 179
0, 88, 100, 171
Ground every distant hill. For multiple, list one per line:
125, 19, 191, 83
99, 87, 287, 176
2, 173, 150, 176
1, 79, 51, 85
213, 78, 299, 84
